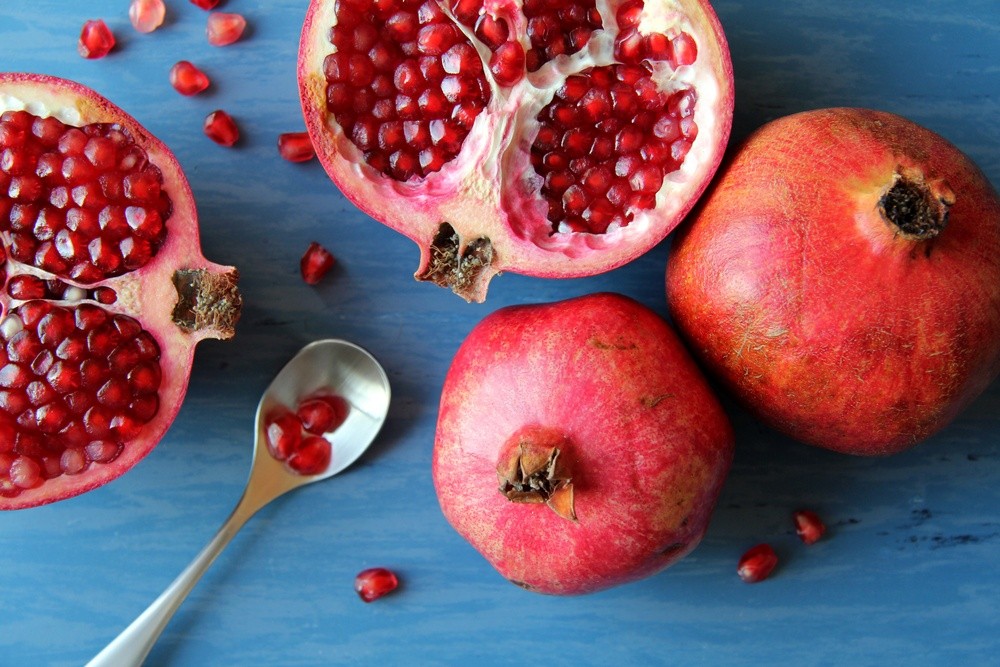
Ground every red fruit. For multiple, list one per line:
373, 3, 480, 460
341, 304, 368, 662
0, 74, 242, 510
667, 108, 1000, 456
78, 20, 116, 59
278, 132, 316, 163
793, 509, 826, 545
300, 242, 335, 284
354, 567, 399, 602
737, 544, 778, 583
287, 434, 332, 475
190, 0, 220, 9
169, 61, 211, 96
432, 293, 734, 595
296, 394, 348, 434
207, 12, 247, 46
203, 110, 240, 146
129, 0, 166, 34
298, 0, 734, 301
264, 408, 303, 461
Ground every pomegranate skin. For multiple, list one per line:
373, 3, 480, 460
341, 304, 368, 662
667, 108, 1000, 455
433, 293, 734, 595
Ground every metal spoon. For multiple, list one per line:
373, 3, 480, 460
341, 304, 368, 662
86, 339, 392, 667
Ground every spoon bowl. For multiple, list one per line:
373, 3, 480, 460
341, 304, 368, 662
87, 339, 391, 667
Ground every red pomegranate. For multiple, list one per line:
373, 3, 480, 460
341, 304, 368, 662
299, 0, 734, 301
0, 73, 241, 509
433, 293, 734, 594
667, 108, 1000, 456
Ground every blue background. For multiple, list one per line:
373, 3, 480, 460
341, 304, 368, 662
2, 1, 999, 665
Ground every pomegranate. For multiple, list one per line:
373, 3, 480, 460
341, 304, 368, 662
432, 293, 734, 594
667, 108, 1000, 456
298, 0, 734, 302
0, 73, 241, 509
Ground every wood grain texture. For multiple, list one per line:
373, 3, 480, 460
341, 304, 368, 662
1, 1, 998, 665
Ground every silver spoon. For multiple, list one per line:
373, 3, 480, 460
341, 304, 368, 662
86, 339, 392, 667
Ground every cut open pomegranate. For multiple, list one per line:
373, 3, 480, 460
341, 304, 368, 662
0, 73, 241, 509
299, 0, 733, 301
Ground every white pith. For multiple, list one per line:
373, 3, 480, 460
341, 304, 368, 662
300, 0, 733, 298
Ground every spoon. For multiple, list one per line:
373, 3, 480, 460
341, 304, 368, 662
86, 339, 392, 667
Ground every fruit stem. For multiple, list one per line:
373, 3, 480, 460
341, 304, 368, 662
879, 169, 954, 241
171, 268, 242, 339
496, 426, 576, 521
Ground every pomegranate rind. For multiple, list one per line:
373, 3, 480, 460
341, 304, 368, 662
666, 108, 1000, 455
432, 293, 734, 594
0, 72, 241, 509
298, 0, 734, 302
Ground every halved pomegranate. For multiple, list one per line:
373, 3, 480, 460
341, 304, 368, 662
0, 73, 241, 509
298, 0, 733, 301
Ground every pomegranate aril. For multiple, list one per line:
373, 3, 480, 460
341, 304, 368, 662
85, 440, 121, 463
287, 435, 332, 475
489, 42, 526, 87
297, 394, 349, 434
130, 0, 166, 34
190, 0, 220, 9
737, 544, 778, 583
207, 12, 247, 47
672, 32, 698, 66
278, 132, 315, 162
264, 409, 302, 461
354, 567, 399, 602
204, 110, 240, 146
793, 509, 827, 545
170, 61, 211, 96
9, 456, 42, 489
300, 242, 335, 285
78, 20, 116, 59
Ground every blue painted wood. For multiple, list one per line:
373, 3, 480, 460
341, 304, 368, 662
1, 1, 998, 665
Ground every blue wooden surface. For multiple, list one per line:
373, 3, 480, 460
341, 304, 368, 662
2, 1, 999, 665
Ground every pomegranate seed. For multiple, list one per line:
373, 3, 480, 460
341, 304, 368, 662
354, 567, 399, 602
489, 42, 526, 87
300, 242, 335, 285
264, 409, 302, 461
296, 394, 349, 435
737, 544, 778, 583
287, 435, 332, 475
189, 0, 220, 8
672, 33, 698, 66
78, 20, 116, 59
792, 509, 827, 545
9, 456, 42, 489
207, 12, 247, 47
203, 110, 240, 146
277, 132, 315, 162
170, 61, 211, 96
129, 0, 166, 34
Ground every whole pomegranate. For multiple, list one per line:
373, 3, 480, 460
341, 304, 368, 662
667, 108, 1000, 456
299, 0, 734, 301
0, 73, 241, 509
433, 293, 734, 594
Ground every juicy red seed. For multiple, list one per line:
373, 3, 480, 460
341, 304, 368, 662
204, 110, 240, 146
278, 132, 316, 162
207, 12, 247, 47
793, 509, 827, 545
78, 20, 116, 59
737, 544, 779, 583
672, 32, 698, 66
523, 0, 601, 71
189, 0, 220, 9
287, 435, 332, 475
489, 42, 526, 87
296, 394, 349, 434
170, 61, 211, 96
85, 440, 121, 463
264, 409, 303, 461
6, 275, 47, 300
300, 242, 335, 285
130, 0, 166, 33
354, 567, 399, 602
9, 456, 42, 489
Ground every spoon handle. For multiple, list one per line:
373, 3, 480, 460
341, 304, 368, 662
85, 489, 266, 667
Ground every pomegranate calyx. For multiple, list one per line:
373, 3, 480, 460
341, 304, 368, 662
879, 169, 954, 241
170, 268, 242, 339
416, 223, 495, 302
496, 427, 575, 522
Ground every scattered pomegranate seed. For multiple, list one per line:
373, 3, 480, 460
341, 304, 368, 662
78, 20, 116, 59
792, 509, 827, 545
169, 61, 211, 96
300, 242, 335, 285
287, 435, 332, 475
203, 110, 240, 146
354, 567, 399, 602
207, 12, 247, 46
296, 394, 349, 434
278, 132, 316, 163
190, 0, 221, 8
129, 0, 166, 34
737, 544, 778, 583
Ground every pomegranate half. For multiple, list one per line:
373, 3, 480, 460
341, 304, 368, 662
433, 293, 734, 594
0, 73, 241, 509
667, 108, 1000, 456
299, 0, 734, 301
